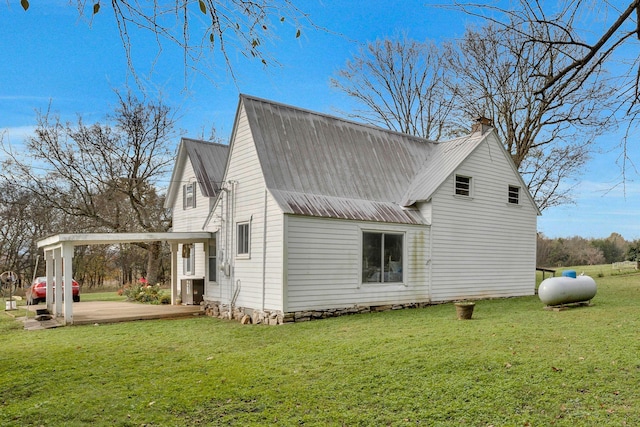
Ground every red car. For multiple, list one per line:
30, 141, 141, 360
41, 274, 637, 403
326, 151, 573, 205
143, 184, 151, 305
26, 277, 80, 305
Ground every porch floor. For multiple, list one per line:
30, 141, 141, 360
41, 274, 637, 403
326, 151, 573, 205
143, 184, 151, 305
22, 301, 203, 329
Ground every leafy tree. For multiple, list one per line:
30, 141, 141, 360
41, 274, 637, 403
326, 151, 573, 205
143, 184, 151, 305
1, 92, 175, 285
626, 240, 640, 262
591, 233, 626, 263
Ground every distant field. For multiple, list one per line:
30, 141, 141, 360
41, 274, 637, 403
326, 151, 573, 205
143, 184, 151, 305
536, 263, 638, 286
2, 268, 640, 426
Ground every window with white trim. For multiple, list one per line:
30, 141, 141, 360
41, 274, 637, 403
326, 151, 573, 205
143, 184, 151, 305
237, 222, 250, 256
208, 237, 217, 282
455, 175, 472, 197
508, 185, 520, 205
183, 181, 197, 209
362, 232, 403, 283
182, 244, 195, 275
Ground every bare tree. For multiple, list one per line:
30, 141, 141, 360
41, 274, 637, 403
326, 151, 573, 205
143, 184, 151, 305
333, 25, 615, 210
18, 1, 313, 81
0, 184, 57, 287
1, 92, 175, 284
444, 24, 615, 209
453, 0, 640, 180
331, 35, 456, 140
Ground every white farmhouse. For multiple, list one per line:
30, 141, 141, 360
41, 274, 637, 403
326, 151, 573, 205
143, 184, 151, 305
165, 95, 540, 324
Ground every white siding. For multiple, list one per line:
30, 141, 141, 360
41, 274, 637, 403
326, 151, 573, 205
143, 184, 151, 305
171, 157, 212, 233
169, 153, 210, 287
285, 215, 430, 312
429, 133, 538, 301
204, 106, 285, 311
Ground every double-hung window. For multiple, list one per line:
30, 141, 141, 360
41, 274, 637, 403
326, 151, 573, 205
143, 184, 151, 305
362, 232, 404, 283
237, 222, 250, 257
183, 181, 197, 209
183, 244, 195, 275
208, 237, 217, 282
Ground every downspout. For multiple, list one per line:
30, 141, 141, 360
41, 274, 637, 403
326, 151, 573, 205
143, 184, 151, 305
427, 225, 433, 302
262, 188, 268, 311
230, 180, 237, 309
219, 189, 225, 302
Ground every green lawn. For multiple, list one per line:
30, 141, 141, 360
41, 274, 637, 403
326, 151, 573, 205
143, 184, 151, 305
1, 271, 640, 426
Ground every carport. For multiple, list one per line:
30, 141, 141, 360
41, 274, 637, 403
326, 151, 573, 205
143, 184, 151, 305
37, 232, 213, 325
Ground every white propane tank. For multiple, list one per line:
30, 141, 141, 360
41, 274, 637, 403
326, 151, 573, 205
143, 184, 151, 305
538, 275, 597, 306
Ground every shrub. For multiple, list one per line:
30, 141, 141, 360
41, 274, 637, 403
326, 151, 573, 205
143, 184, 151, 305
120, 283, 167, 305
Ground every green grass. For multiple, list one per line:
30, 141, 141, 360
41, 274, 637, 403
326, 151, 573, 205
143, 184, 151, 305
2, 272, 640, 426
79, 291, 127, 302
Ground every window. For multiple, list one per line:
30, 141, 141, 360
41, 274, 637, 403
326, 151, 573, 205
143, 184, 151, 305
508, 185, 520, 205
362, 232, 403, 283
208, 237, 217, 282
183, 182, 197, 209
182, 244, 195, 275
455, 175, 471, 196
237, 222, 250, 256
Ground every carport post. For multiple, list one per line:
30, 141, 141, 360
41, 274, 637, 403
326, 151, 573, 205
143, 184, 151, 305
54, 247, 63, 317
44, 249, 54, 315
171, 243, 178, 305
62, 243, 74, 325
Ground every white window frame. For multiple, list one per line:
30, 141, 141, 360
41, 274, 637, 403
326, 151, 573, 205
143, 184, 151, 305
454, 175, 472, 197
208, 236, 217, 283
183, 181, 197, 210
508, 185, 520, 205
361, 231, 405, 284
183, 244, 195, 276
236, 222, 250, 258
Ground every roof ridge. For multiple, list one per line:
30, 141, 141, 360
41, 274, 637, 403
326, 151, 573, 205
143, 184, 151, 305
181, 137, 228, 148
239, 93, 436, 144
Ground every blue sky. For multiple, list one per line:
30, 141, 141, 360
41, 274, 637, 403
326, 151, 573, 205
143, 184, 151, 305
1, 1, 639, 240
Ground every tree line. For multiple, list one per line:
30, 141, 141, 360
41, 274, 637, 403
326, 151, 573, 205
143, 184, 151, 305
537, 232, 640, 268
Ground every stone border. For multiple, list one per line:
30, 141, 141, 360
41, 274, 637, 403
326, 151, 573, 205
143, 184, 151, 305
203, 301, 430, 325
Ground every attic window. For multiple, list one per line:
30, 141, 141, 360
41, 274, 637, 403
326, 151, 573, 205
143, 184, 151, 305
508, 185, 520, 205
455, 175, 472, 197
183, 182, 197, 209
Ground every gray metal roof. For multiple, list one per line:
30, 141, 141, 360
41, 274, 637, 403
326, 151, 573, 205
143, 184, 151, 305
182, 138, 229, 198
240, 95, 499, 225
400, 132, 488, 206
241, 95, 447, 224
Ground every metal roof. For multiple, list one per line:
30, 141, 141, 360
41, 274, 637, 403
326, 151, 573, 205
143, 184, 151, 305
38, 232, 214, 248
241, 95, 442, 224
182, 138, 229, 198
400, 132, 488, 206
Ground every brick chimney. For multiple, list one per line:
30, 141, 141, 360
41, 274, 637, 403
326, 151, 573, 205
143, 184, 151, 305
471, 116, 493, 134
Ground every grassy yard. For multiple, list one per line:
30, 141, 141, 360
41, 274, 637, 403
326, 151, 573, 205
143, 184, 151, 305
1, 270, 639, 426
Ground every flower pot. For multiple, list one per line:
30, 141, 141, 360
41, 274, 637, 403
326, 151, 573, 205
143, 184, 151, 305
455, 302, 475, 320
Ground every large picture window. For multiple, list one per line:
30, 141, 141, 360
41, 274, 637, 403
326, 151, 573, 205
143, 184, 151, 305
362, 232, 403, 283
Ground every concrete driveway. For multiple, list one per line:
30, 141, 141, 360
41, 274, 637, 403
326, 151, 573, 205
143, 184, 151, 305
23, 301, 203, 329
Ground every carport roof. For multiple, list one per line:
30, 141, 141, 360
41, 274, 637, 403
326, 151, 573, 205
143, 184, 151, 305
37, 232, 213, 249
